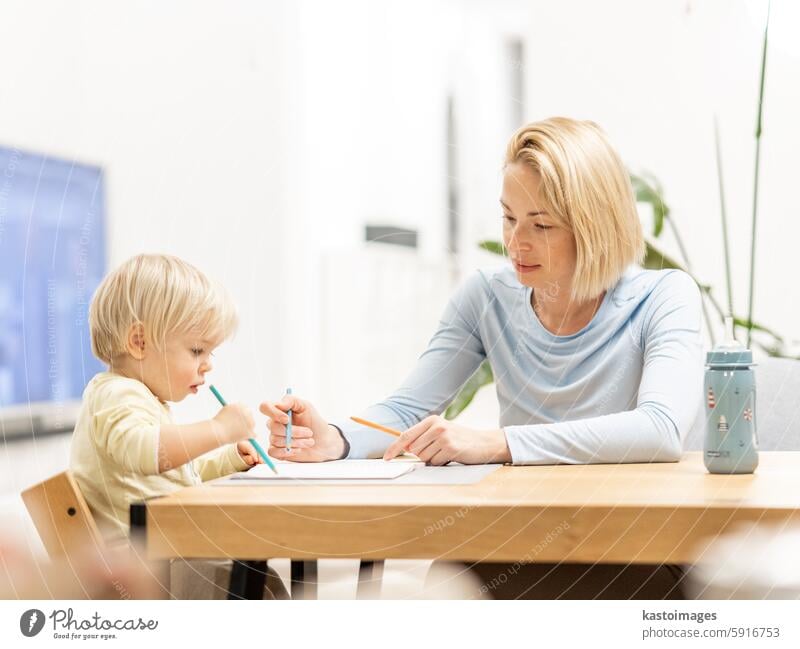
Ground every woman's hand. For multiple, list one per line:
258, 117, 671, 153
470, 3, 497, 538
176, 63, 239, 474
382, 415, 512, 465
259, 395, 346, 462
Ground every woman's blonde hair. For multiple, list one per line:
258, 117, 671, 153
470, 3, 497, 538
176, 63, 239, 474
89, 254, 238, 364
505, 117, 645, 302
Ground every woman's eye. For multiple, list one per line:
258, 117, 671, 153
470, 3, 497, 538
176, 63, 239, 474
191, 348, 204, 356
502, 214, 516, 224
535, 224, 552, 230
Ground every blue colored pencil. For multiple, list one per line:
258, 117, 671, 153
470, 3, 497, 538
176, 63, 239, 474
209, 384, 278, 474
285, 387, 293, 453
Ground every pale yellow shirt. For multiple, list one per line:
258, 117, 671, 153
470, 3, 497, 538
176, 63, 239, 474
69, 371, 248, 543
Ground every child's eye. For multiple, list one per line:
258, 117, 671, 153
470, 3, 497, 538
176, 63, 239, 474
535, 224, 552, 230
191, 348, 204, 356
502, 214, 516, 224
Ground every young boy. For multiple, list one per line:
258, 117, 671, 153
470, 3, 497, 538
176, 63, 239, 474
70, 253, 285, 598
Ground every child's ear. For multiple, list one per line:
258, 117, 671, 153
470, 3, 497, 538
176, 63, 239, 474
126, 323, 147, 360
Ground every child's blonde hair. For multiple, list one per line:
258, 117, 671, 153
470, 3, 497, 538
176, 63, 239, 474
505, 117, 645, 302
89, 254, 238, 364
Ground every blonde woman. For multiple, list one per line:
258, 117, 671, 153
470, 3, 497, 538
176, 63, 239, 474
261, 117, 704, 598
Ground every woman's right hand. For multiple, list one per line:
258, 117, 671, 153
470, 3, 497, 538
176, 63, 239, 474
259, 395, 346, 462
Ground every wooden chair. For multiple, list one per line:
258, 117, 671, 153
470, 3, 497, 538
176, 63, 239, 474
19, 471, 171, 599
21, 470, 105, 559
22, 471, 378, 598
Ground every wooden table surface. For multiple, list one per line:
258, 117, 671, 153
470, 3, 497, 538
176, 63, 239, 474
142, 452, 800, 564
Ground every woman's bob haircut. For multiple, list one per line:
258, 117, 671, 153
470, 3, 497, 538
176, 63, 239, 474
505, 117, 645, 302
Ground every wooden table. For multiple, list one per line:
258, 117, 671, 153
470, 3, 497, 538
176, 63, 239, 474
132, 452, 800, 598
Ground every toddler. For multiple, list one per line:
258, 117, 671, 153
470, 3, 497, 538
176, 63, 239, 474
70, 253, 285, 598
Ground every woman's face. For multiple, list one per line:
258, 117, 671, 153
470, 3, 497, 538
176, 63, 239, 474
501, 161, 577, 296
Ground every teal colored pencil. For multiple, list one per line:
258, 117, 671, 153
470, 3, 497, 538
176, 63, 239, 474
285, 387, 293, 453
209, 384, 278, 474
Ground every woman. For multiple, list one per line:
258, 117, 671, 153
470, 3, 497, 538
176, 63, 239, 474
261, 117, 703, 598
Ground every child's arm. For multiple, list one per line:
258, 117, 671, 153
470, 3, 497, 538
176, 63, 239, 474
193, 440, 259, 481
157, 404, 255, 473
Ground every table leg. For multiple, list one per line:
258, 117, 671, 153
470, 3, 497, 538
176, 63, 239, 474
227, 560, 268, 600
357, 560, 384, 599
129, 502, 170, 599
290, 560, 318, 599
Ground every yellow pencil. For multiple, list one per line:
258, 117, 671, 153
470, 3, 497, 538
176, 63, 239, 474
349, 416, 403, 437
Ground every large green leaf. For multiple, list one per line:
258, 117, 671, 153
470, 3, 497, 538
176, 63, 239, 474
444, 360, 494, 420
733, 317, 784, 344
643, 239, 684, 271
643, 238, 712, 294
630, 172, 669, 238
478, 240, 506, 256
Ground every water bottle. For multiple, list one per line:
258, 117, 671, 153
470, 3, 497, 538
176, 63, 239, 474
703, 316, 758, 474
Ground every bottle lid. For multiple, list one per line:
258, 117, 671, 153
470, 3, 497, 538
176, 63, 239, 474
706, 315, 754, 366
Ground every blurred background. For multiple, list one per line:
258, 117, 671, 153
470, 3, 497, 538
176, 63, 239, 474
1, 0, 798, 593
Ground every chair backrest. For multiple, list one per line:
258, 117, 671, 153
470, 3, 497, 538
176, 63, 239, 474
684, 356, 800, 451
21, 470, 105, 559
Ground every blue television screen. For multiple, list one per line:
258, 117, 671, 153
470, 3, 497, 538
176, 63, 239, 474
0, 146, 106, 411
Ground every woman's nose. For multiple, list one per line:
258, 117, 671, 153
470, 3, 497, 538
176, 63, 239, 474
508, 235, 533, 252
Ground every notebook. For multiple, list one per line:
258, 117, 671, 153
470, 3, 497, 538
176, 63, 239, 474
229, 459, 419, 481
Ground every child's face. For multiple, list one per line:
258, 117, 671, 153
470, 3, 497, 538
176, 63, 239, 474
142, 331, 217, 403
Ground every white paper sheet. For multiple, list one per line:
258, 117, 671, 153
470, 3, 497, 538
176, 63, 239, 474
230, 459, 419, 481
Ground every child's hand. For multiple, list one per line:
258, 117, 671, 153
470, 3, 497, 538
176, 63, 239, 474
236, 440, 264, 467
213, 403, 255, 443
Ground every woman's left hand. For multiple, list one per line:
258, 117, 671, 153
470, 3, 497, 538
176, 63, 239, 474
382, 415, 512, 465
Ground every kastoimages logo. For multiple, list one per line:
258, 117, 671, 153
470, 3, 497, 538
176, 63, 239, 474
20, 609, 46, 637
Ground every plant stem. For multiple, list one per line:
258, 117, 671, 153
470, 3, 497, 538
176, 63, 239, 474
714, 115, 734, 317
747, 0, 770, 348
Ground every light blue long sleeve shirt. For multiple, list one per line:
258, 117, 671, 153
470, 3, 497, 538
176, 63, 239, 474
335, 264, 704, 465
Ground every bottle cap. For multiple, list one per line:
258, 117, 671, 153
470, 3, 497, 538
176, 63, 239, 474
707, 315, 753, 366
